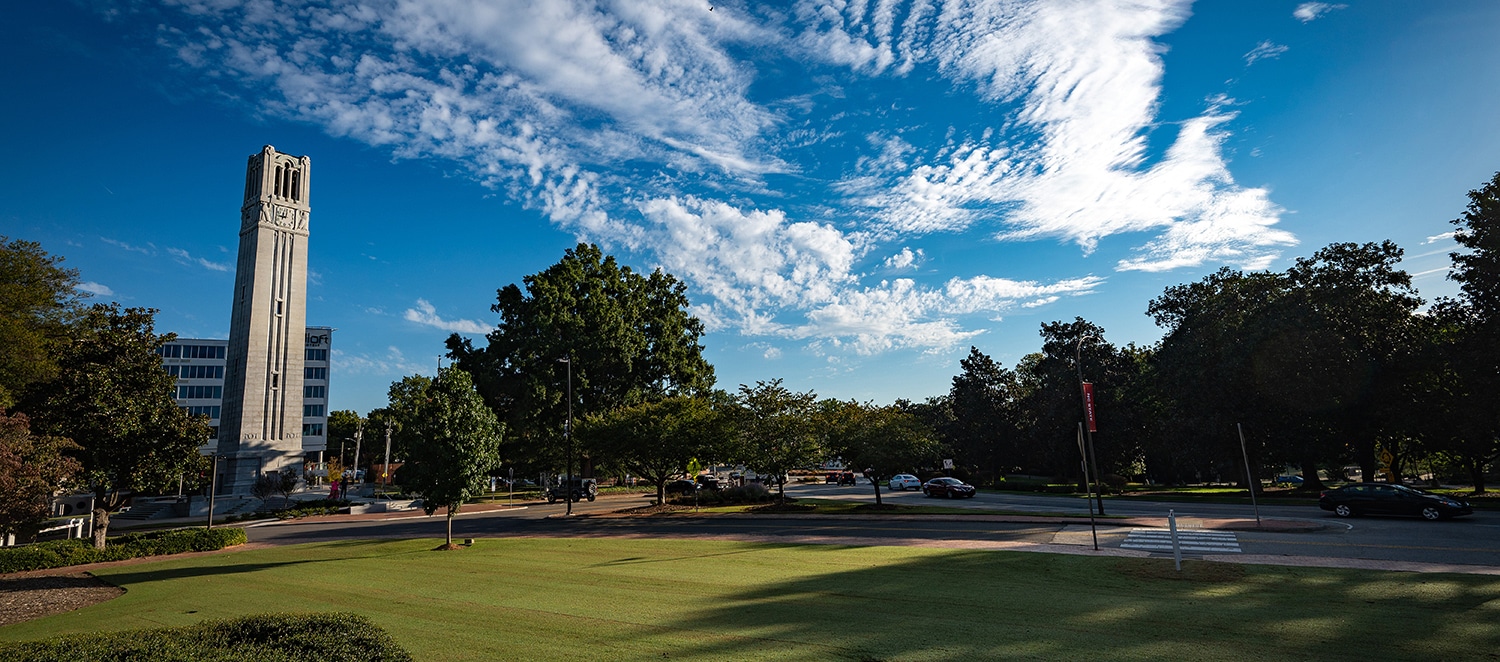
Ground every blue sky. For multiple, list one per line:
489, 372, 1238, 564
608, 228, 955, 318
3, 1, 1498, 416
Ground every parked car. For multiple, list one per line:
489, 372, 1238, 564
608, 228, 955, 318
665, 479, 696, 495
695, 474, 722, 491
888, 474, 921, 490
1318, 483, 1472, 521
1273, 475, 1304, 486
546, 477, 597, 504
922, 477, 976, 499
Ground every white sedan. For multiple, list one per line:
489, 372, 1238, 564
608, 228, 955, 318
888, 474, 922, 490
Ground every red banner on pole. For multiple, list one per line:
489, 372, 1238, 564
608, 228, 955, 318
1082, 382, 1098, 433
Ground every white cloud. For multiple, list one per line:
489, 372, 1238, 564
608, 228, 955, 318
883, 247, 923, 271
138, 0, 1292, 356
100, 237, 153, 254
1425, 231, 1456, 244
332, 346, 429, 376
403, 298, 491, 334
77, 281, 114, 296
1244, 41, 1289, 66
821, 0, 1295, 270
1294, 2, 1346, 23
166, 247, 231, 272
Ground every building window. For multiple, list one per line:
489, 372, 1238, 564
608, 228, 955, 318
181, 405, 222, 419
306, 348, 328, 361
305, 367, 327, 380
176, 385, 223, 400
156, 345, 183, 358
303, 404, 325, 417
304, 385, 326, 399
302, 423, 324, 437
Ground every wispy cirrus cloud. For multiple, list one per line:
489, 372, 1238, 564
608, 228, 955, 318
403, 298, 491, 334
819, 0, 1295, 271
77, 281, 114, 296
1294, 2, 1347, 23
166, 247, 230, 272
100, 237, 153, 254
135, 0, 1291, 356
1244, 41, 1289, 65
331, 346, 429, 377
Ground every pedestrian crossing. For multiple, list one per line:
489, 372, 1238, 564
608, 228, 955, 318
1120, 528, 1241, 554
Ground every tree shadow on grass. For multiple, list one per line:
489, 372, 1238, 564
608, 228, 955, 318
94, 539, 414, 588
621, 549, 1500, 661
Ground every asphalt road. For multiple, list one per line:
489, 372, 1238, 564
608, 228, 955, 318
244, 483, 1500, 570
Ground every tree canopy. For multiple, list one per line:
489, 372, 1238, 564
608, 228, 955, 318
447, 243, 714, 476
824, 401, 938, 505
19, 304, 210, 547
396, 367, 503, 547
578, 395, 730, 503
0, 410, 82, 540
0, 237, 86, 409
728, 380, 822, 504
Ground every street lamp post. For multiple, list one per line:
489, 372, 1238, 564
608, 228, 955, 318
383, 419, 394, 493
1075, 334, 1105, 516
206, 454, 221, 530
353, 420, 364, 487
558, 354, 574, 517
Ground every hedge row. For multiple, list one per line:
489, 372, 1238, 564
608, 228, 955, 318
0, 612, 413, 662
0, 527, 247, 574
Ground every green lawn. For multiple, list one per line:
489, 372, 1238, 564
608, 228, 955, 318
694, 498, 1113, 519
4, 538, 1498, 661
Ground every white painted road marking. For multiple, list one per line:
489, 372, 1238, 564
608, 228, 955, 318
1120, 528, 1242, 554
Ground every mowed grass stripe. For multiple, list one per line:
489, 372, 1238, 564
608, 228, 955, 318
3, 537, 1498, 661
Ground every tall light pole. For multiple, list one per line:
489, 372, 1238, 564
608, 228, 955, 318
1075, 334, 1105, 515
382, 419, 394, 493
558, 354, 574, 517
353, 420, 365, 486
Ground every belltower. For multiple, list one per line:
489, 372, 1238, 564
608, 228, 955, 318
217, 145, 311, 494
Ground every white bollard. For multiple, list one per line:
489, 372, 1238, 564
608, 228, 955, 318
1169, 509, 1182, 572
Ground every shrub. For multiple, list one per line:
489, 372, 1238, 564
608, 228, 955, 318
0, 612, 414, 662
0, 527, 246, 574
666, 483, 774, 506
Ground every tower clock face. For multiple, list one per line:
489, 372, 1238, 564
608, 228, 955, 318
271, 204, 307, 230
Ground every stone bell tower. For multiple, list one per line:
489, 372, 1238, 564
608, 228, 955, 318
216, 145, 311, 495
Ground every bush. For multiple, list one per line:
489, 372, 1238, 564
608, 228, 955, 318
0, 527, 246, 574
0, 612, 414, 662
667, 483, 774, 506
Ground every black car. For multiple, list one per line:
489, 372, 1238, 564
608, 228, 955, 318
1318, 483, 1472, 521
665, 479, 697, 495
922, 477, 976, 499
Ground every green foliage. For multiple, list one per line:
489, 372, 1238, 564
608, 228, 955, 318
16, 303, 211, 546
397, 367, 502, 544
0, 237, 85, 410
0, 527, 246, 573
944, 347, 1024, 482
446, 243, 714, 475
728, 380, 822, 503
0, 410, 82, 538
823, 400, 939, 504
578, 395, 730, 503
0, 612, 413, 662
666, 483, 773, 506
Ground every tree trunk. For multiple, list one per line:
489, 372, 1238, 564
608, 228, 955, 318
1299, 459, 1324, 492
91, 507, 109, 550
873, 479, 883, 506
446, 508, 454, 546
1469, 459, 1487, 495
655, 480, 665, 505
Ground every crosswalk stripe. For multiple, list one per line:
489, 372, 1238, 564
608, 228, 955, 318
1121, 528, 1241, 554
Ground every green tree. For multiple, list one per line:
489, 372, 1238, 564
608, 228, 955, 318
945, 347, 1023, 484
825, 401, 939, 505
397, 367, 503, 548
578, 395, 729, 503
0, 237, 86, 409
0, 410, 82, 541
447, 244, 714, 477
19, 304, 210, 548
1437, 171, 1500, 491
728, 380, 821, 505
